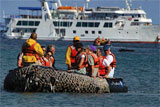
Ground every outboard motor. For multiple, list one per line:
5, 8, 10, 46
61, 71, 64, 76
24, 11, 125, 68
106, 78, 128, 93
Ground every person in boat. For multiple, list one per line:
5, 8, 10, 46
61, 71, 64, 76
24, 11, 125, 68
94, 36, 101, 46
21, 32, 44, 67
73, 43, 88, 75
102, 45, 116, 78
105, 39, 111, 45
97, 48, 106, 77
41, 46, 46, 55
46, 44, 57, 70
100, 37, 106, 45
17, 52, 24, 68
41, 51, 53, 67
65, 36, 80, 72
86, 45, 100, 78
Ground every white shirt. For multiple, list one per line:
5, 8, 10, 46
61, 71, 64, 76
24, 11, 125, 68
102, 54, 113, 67
81, 54, 85, 58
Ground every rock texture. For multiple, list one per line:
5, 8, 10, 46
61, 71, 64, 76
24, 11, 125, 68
4, 65, 110, 93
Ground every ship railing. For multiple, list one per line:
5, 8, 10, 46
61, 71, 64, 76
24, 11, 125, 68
3, 14, 42, 19
20, 15, 42, 19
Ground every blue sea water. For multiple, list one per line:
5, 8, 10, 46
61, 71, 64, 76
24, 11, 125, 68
0, 39, 160, 107
0, 0, 160, 107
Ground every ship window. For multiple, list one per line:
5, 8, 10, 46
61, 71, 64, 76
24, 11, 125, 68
104, 22, 112, 28
22, 21, 28, 26
89, 22, 94, 27
53, 22, 58, 26
76, 22, 81, 27
35, 21, 40, 26
63, 22, 67, 27
98, 31, 102, 34
82, 22, 88, 27
17, 21, 22, 26
53, 21, 72, 27
73, 30, 76, 34
85, 30, 88, 34
95, 22, 100, 27
109, 23, 112, 27
92, 31, 95, 34
104, 23, 108, 27
69, 22, 72, 27
29, 21, 34, 26
33, 29, 36, 32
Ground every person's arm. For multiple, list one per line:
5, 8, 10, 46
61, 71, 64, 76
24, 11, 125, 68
65, 47, 72, 71
88, 55, 96, 78
91, 65, 96, 78
104, 65, 111, 78
34, 43, 44, 57
78, 56, 85, 69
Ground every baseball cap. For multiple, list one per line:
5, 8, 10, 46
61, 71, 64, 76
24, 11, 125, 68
73, 36, 80, 41
103, 44, 111, 51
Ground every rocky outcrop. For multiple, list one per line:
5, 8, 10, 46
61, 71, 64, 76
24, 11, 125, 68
4, 65, 110, 93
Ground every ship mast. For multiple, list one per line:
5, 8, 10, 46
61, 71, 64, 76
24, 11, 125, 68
125, 0, 132, 10
85, 0, 90, 9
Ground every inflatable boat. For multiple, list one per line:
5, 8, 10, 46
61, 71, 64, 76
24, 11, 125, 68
4, 65, 128, 93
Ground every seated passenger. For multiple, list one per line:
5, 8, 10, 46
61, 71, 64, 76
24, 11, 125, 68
97, 48, 106, 76
73, 43, 88, 75
17, 52, 24, 68
86, 45, 99, 78
37, 45, 46, 65
94, 36, 101, 46
46, 44, 57, 70
102, 45, 116, 78
100, 37, 106, 45
41, 51, 52, 67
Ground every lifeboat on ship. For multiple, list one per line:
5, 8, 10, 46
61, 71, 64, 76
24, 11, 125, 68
57, 6, 83, 14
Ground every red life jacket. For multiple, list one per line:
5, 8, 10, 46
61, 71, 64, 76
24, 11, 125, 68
76, 52, 88, 70
41, 56, 51, 67
98, 56, 106, 76
110, 53, 116, 68
23, 42, 37, 56
69, 45, 78, 64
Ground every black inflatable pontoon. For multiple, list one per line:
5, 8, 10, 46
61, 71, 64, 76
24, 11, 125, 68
4, 65, 128, 93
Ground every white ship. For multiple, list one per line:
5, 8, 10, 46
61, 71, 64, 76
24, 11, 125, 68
1, 0, 160, 43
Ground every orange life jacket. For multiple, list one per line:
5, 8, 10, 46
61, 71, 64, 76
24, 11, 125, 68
69, 45, 78, 64
110, 53, 116, 68
50, 56, 55, 65
76, 52, 88, 70
87, 53, 99, 69
41, 56, 51, 67
23, 42, 37, 56
98, 56, 106, 76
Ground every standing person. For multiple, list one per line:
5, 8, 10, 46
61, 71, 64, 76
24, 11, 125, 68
86, 45, 99, 78
74, 43, 88, 75
46, 44, 57, 70
21, 32, 44, 67
65, 36, 80, 72
102, 45, 116, 78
